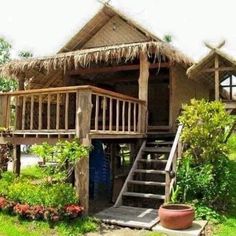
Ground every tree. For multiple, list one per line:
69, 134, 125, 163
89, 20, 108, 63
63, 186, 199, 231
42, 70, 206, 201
0, 38, 11, 65
0, 37, 17, 92
163, 34, 173, 43
18, 50, 33, 59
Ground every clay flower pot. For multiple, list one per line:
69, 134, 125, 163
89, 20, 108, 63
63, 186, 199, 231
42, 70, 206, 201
159, 204, 194, 230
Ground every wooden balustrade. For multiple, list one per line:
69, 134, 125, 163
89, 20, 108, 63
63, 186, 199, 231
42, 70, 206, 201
164, 124, 183, 202
0, 85, 146, 138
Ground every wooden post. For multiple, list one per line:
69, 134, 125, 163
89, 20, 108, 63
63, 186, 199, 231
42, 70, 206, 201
0, 95, 9, 128
13, 78, 24, 176
75, 89, 92, 214
13, 145, 21, 176
215, 55, 220, 101
138, 52, 149, 133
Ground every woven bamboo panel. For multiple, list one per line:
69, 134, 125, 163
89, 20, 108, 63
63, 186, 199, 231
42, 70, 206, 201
83, 15, 148, 49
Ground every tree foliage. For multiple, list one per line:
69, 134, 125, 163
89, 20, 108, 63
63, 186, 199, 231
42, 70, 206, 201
0, 38, 11, 65
163, 34, 173, 43
0, 37, 17, 92
18, 50, 33, 59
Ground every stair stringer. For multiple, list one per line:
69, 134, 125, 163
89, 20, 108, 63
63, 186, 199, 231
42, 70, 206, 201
114, 141, 146, 207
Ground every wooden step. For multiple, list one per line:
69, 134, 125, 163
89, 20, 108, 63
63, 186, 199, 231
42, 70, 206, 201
147, 132, 175, 139
128, 180, 165, 186
138, 159, 167, 163
123, 192, 165, 200
134, 169, 166, 174
143, 147, 171, 153
147, 141, 173, 146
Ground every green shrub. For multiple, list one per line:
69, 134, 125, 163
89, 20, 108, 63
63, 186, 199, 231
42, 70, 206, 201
175, 99, 235, 222
7, 181, 78, 207
0, 169, 78, 208
179, 99, 234, 164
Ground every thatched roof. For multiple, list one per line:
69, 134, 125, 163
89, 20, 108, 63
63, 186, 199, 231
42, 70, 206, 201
0, 4, 193, 88
187, 47, 236, 88
1, 41, 193, 78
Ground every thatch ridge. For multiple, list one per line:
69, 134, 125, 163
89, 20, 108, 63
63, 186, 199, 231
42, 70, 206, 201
1, 41, 193, 78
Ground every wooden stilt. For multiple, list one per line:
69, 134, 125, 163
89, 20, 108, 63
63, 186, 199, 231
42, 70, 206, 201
74, 89, 92, 214
13, 145, 21, 176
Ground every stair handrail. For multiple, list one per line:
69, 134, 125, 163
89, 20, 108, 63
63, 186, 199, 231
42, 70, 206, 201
114, 140, 146, 208
164, 124, 183, 202
165, 124, 183, 172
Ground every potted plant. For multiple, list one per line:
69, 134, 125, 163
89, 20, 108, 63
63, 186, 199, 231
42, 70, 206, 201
159, 203, 195, 230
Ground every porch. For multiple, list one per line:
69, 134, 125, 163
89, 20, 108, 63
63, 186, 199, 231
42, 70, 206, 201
0, 85, 146, 144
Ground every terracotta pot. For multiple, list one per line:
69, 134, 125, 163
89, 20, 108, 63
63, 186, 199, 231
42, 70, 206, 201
159, 204, 194, 230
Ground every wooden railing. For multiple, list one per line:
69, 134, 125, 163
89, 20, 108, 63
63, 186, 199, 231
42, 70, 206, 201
164, 124, 183, 202
0, 86, 146, 138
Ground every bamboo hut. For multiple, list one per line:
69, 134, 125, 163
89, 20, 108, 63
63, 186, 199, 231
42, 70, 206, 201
0, 4, 213, 227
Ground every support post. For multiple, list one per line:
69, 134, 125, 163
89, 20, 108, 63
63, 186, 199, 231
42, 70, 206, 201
215, 55, 220, 101
13, 145, 21, 176
75, 89, 92, 214
13, 78, 24, 176
138, 52, 149, 133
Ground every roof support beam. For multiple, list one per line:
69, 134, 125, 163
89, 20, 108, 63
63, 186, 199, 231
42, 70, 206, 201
202, 66, 236, 73
68, 62, 170, 76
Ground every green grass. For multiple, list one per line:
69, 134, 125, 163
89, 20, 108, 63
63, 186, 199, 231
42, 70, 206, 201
0, 212, 98, 236
214, 135, 236, 235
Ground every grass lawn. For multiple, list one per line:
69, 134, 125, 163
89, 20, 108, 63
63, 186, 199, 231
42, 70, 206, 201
213, 135, 236, 235
0, 166, 98, 236
0, 212, 98, 236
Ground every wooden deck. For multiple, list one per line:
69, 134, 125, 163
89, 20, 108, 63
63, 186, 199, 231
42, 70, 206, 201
0, 85, 147, 144
95, 206, 159, 229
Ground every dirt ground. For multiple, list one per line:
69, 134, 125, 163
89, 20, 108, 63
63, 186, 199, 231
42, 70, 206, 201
85, 228, 152, 236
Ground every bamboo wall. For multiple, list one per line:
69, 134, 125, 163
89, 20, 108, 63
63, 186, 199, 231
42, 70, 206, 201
171, 65, 210, 130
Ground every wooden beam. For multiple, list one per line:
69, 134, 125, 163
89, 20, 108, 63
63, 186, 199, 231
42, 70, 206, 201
202, 67, 236, 73
215, 55, 220, 100
68, 62, 170, 75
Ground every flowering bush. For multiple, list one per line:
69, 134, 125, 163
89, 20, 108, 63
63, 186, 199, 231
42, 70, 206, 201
0, 195, 83, 222
0, 197, 7, 209
30, 205, 45, 220
14, 203, 30, 218
64, 204, 84, 219
43, 207, 61, 223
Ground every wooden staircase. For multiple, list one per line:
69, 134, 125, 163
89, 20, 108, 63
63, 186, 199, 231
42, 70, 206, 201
114, 125, 183, 209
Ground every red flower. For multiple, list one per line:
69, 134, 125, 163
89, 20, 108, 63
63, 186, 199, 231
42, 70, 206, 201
64, 204, 84, 219
0, 197, 6, 208
14, 204, 30, 215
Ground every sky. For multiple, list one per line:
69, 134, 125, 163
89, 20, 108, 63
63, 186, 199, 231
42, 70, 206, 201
1, 0, 236, 61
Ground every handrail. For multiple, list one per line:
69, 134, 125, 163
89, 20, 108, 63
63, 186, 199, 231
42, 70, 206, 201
0, 85, 146, 104
164, 124, 183, 202
165, 124, 183, 172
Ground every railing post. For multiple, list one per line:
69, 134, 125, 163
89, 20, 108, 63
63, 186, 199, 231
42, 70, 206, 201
165, 173, 171, 202
75, 88, 92, 215
138, 102, 147, 133
0, 95, 9, 128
